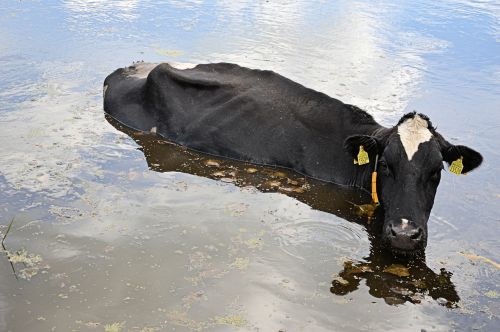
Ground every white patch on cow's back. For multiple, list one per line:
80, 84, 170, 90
124, 62, 197, 80
397, 115, 432, 160
127, 62, 158, 79
167, 62, 198, 70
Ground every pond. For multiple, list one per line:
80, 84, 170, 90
0, 1, 499, 331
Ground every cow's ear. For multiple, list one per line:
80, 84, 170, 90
344, 135, 380, 160
442, 145, 483, 174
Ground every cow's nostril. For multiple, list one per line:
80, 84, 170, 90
410, 228, 423, 240
386, 221, 425, 252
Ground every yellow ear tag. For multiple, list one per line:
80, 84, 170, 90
449, 157, 464, 175
355, 145, 369, 166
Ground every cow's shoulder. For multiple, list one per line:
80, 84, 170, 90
344, 104, 377, 126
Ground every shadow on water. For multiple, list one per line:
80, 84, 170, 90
105, 114, 460, 307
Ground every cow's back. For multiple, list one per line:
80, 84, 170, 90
105, 62, 380, 184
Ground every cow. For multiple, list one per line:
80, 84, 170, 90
103, 62, 483, 256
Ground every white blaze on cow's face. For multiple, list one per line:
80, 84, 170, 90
397, 114, 432, 160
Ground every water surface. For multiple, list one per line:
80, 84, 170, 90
0, 1, 499, 331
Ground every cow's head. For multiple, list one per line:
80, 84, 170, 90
345, 112, 482, 256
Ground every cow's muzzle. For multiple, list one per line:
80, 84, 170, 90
384, 218, 426, 255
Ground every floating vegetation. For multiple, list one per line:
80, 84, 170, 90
184, 268, 228, 286
154, 48, 184, 57
204, 159, 220, 167
166, 309, 248, 331
343, 262, 373, 275
182, 290, 206, 309
27, 127, 46, 138
139, 328, 158, 332
211, 171, 225, 177
19, 268, 41, 280
188, 251, 212, 270
4, 247, 49, 280
484, 290, 500, 299
104, 321, 125, 332
266, 180, 281, 188
383, 264, 410, 277
224, 202, 249, 216
215, 315, 247, 327
166, 310, 208, 331
49, 205, 87, 221
230, 257, 250, 270
278, 186, 295, 193
244, 238, 262, 249
333, 277, 349, 286
459, 252, 500, 270
348, 201, 378, 222
75, 320, 101, 328
7, 248, 42, 265
272, 171, 287, 178
245, 167, 258, 173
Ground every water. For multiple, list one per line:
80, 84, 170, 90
0, 1, 499, 331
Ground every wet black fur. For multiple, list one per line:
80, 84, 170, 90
104, 62, 483, 253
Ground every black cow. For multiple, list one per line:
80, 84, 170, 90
103, 62, 482, 255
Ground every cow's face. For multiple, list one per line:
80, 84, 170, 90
345, 113, 482, 256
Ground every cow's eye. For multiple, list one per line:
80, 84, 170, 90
379, 159, 391, 176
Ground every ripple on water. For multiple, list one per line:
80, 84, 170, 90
260, 198, 369, 262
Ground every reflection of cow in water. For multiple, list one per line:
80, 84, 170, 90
330, 239, 460, 307
104, 62, 482, 255
105, 115, 461, 308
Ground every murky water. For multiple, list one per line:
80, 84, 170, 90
1, 1, 499, 331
